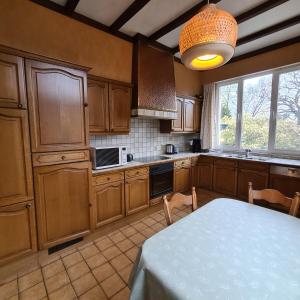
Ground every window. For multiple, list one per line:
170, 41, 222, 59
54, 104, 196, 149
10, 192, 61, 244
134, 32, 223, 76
216, 64, 300, 154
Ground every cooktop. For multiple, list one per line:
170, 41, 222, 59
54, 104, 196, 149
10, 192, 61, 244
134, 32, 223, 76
134, 156, 171, 163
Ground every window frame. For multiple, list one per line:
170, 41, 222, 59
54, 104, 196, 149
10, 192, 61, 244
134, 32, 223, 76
215, 62, 300, 156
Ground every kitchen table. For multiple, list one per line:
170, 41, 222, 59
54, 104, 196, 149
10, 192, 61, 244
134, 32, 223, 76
129, 198, 300, 300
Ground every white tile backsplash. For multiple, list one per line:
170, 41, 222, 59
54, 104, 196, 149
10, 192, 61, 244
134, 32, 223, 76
90, 118, 198, 158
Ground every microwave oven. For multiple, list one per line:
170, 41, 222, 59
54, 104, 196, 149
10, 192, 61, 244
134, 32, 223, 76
90, 146, 127, 170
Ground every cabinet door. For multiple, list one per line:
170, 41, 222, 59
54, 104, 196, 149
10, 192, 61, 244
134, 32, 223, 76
193, 101, 202, 133
192, 163, 213, 190
34, 162, 91, 249
237, 169, 269, 200
88, 80, 109, 134
0, 53, 27, 109
26, 60, 89, 152
125, 175, 149, 215
183, 99, 195, 132
94, 181, 125, 227
0, 201, 37, 265
0, 109, 33, 207
270, 174, 300, 198
172, 98, 184, 131
213, 165, 237, 196
109, 84, 131, 133
174, 167, 191, 193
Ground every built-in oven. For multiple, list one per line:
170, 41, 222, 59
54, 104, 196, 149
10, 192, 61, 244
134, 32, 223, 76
149, 162, 174, 200
90, 146, 127, 170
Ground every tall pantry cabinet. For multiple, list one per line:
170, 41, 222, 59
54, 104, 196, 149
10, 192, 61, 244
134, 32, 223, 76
0, 53, 37, 265
25, 60, 92, 249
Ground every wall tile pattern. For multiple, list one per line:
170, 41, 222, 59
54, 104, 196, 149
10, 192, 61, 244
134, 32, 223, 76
90, 118, 198, 158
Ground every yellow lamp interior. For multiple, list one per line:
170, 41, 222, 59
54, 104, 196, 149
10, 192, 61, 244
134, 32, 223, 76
191, 54, 224, 69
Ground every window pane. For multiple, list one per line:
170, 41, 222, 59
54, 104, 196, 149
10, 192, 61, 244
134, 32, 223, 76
241, 74, 272, 150
218, 83, 238, 147
275, 70, 300, 151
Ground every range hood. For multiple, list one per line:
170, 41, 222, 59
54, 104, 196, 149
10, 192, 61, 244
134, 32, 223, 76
131, 37, 177, 120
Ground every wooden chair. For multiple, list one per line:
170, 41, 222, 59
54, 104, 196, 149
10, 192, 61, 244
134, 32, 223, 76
248, 182, 300, 216
163, 187, 197, 225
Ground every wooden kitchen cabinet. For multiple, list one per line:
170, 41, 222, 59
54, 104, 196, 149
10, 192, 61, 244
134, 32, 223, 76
26, 60, 89, 152
0, 201, 37, 265
213, 159, 237, 196
183, 99, 195, 132
0, 108, 33, 207
193, 156, 214, 190
160, 97, 202, 133
125, 169, 149, 215
34, 162, 92, 249
87, 76, 132, 135
174, 159, 191, 193
88, 79, 109, 134
94, 179, 125, 227
0, 52, 27, 109
270, 174, 300, 198
109, 83, 132, 133
237, 162, 269, 200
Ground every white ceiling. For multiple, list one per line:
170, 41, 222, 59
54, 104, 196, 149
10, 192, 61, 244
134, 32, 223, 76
48, 0, 300, 60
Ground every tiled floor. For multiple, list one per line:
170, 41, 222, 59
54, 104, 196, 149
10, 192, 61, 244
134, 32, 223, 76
0, 189, 222, 300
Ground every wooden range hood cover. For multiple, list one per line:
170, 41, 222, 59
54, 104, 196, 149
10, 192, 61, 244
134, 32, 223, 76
132, 38, 177, 119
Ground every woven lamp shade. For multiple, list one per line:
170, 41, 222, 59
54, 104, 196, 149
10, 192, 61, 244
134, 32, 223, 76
179, 4, 238, 70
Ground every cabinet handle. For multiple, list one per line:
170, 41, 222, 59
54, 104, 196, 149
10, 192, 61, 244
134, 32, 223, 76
26, 203, 32, 208
107, 177, 110, 181
17, 103, 23, 109
84, 103, 88, 107
61, 155, 66, 160
89, 203, 92, 207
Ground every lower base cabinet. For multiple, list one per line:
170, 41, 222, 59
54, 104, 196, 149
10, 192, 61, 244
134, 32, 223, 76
270, 174, 300, 198
174, 167, 191, 193
94, 180, 125, 227
0, 201, 37, 265
125, 174, 149, 215
34, 162, 92, 249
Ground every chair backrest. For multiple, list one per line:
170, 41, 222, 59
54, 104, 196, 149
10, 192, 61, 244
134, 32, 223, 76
163, 187, 197, 225
248, 182, 300, 216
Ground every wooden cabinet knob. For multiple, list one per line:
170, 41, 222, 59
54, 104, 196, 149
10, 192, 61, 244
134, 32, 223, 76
26, 203, 31, 208
61, 155, 66, 160
17, 103, 23, 109
107, 177, 110, 180
84, 103, 88, 107
89, 203, 92, 207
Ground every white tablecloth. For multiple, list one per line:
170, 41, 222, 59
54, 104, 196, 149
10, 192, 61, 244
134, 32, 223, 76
129, 198, 300, 300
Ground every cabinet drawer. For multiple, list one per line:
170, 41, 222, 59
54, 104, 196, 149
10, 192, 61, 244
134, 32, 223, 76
125, 167, 149, 179
32, 150, 89, 167
239, 161, 269, 172
191, 157, 199, 166
175, 159, 191, 169
214, 158, 237, 168
94, 172, 124, 185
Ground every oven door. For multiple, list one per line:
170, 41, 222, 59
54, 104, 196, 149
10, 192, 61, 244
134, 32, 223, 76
94, 147, 121, 169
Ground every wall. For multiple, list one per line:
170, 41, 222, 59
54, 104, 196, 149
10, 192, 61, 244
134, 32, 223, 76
199, 42, 300, 84
90, 118, 197, 158
174, 61, 202, 96
0, 0, 133, 82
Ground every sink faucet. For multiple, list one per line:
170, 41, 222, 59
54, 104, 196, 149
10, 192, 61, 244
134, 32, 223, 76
245, 149, 252, 158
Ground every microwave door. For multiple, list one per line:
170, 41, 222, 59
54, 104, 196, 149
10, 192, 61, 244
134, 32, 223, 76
96, 148, 120, 169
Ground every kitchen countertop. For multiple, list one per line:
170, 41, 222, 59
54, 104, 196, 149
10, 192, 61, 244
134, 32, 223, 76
92, 152, 300, 175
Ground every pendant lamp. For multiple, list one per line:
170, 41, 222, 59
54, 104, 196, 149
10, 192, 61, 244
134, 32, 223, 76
179, 1, 238, 70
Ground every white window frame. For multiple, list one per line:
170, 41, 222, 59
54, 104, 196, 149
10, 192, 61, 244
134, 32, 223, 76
215, 62, 300, 156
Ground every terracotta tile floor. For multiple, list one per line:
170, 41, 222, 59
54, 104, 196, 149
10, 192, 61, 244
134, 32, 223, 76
0, 189, 222, 300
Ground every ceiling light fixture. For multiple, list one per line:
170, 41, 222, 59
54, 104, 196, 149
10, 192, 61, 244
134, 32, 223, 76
179, 1, 237, 70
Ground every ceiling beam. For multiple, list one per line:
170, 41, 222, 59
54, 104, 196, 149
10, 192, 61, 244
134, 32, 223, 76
148, 0, 221, 41
230, 35, 300, 64
65, 0, 80, 15
110, 0, 151, 31
235, 0, 290, 24
134, 33, 173, 53
237, 15, 300, 46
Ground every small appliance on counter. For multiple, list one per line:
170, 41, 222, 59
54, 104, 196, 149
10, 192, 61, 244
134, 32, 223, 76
165, 144, 178, 154
191, 139, 201, 153
90, 146, 127, 170
127, 153, 134, 162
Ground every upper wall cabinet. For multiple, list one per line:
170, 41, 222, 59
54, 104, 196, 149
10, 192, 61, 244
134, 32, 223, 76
160, 96, 202, 133
25, 60, 89, 152
0, 53, 27, 109
88, 76, 132, 135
